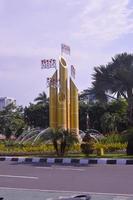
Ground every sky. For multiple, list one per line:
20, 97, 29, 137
0, 0, 133, 106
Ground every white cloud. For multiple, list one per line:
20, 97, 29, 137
72, 0, 133, 42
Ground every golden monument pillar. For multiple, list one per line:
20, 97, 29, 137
49, 56, 79, 135
57, 57, 68, 129
70, 78, 79, 134
49, 70, 58, 129
66, 88, 70, 130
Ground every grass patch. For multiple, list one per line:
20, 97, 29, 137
0, 141, 133, 159
0, 151, 133, 159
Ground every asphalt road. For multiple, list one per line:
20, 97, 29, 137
0, 161, 133, 199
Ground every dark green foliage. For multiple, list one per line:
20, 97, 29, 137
89, 53, 133, 126
34, 91, 47, 105
80, 134, 94, 156
38, 128, 79, 156
125, 128, 133, 155
79, 100, 128, 133
81, 143, 93, 156
79, 102, 89, 131
24, 103, 49, 128
0, 103, 25, 138
127, 140, 133, 155
88, 102, 107, 132
24, 91, 49, 128
100, 133, 125, 144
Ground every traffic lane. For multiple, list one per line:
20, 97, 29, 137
0, 188, 76, 200
0, 161, 133, 194
0, 188, 133, 200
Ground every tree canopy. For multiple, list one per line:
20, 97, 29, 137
34, 91, 48, 105
89, 53, 133, 125
0, 103, 25, 138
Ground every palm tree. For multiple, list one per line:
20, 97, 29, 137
34, 91, 47, 105
38, 128, 79, 156
89, 53, 133, 126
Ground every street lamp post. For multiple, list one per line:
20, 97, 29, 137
86, 113, 89, 130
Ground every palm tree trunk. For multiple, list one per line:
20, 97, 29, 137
127, 88, 133, 126
53, 139, 59, 156
60, 141, 66, 156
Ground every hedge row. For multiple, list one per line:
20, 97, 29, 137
0, 141, 127, 155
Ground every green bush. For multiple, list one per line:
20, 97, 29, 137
94, 142, 127, 152
125, 128, 133, 155
80, 134, 95, 156
99, 133, 124, 144
0, 141, 55, 154
80, 142, 94, 156
127, 141, 133, 155
69, 144, 81, 153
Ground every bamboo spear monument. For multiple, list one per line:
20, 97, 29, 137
41, 44, 79, 135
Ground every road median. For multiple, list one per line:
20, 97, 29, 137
0, 156, 133, 165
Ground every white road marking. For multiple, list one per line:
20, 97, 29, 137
36, 167, 85, 171
0, 187, 133, 197
58, 195, 73, 199
0, 175, 38, 179
45, 198, 53, 200
113, 197, 129, 200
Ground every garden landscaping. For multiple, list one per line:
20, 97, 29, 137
0, 139, 132, 159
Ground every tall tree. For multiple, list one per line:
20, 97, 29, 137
0, 103, 25, 138
89, 53, 133, 126
34, 91, 47, 105
24, 103, 49, 128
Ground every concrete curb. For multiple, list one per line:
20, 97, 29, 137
0, 157, 133, 165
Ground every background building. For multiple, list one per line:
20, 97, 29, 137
0, 97, 16, 111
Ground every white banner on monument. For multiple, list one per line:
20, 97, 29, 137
46, 77, 60, 88
71, 65, 76, 79
41, 59, 56, 69
61, 43, 70, 55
